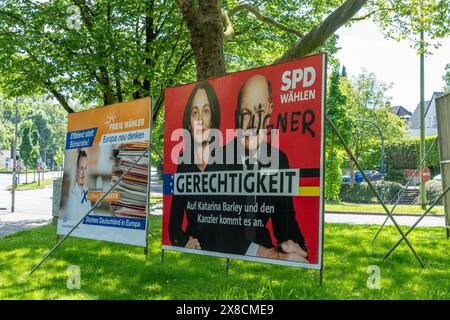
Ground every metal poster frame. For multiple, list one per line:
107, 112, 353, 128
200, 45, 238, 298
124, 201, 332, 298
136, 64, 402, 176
144, 98, 154, 260
325, 117, 425, 268
161, 54, 327, 284
29, 99, 153, 275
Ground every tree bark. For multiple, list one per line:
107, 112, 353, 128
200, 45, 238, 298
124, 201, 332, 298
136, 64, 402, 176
349, 158, 355, 187
113, 59, 123, 102
177, 0, 225, 79
274, 0, 368, 63
44, 81, 74, 113
143, 1, 157, 96
97, 65, 114, 105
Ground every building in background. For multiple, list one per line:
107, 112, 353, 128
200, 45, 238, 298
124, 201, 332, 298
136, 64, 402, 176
0, 149, 11, 169
408, 92, 444, 138
389, 105, 412, 122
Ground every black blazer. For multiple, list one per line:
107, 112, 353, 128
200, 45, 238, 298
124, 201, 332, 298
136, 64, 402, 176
218, 138, 308, 256
168, 139, 308, 258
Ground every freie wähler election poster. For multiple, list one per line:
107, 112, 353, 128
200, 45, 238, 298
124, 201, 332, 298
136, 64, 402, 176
57, 97, 151, 247
162, 54, 325, 269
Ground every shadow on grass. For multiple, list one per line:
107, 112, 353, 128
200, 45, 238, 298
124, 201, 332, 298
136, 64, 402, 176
0, 216, 449, 299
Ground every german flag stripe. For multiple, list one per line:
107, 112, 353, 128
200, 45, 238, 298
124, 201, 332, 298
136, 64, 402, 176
299, 168, 320, 177
299, 177, 320, 186
298, 186, 321, 197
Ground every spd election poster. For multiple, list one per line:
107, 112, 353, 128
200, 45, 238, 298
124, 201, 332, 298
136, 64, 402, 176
162, 54, 325, 269
57, 97, 151, 247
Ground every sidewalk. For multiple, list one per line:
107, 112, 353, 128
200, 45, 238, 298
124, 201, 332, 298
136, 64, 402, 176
0, 210, 445, 239
0, 211, 52, 238
0, 182, 54, 239
325, 212, 445, 227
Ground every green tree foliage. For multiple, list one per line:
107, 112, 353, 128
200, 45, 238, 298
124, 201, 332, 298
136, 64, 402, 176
325, 65, 352, 200
29, 110, 53, 157
327, 65, 352, 144
365, 0, 450, 53
351, 68, 392, 110
54, 147, 65, 169
0, 97, 15, 150
340, 180, 403, 203
443, 63, 450, 92
0, 106, 13, 150
0, 0, 196, 118
385, 136, 440, 171
151, 108, 164, 179
0, 95, 68, 167
2, 0, 449, 119
222, 0, 342, 73
325, 151, 344, 201
341, 69, 406, 173
19, 120, 35, 169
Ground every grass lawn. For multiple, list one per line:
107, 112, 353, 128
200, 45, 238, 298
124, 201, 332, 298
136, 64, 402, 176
150, 193, 163, 204
325, 201, 445, 215
5, 179, 54, 191
0, 215, 449, 300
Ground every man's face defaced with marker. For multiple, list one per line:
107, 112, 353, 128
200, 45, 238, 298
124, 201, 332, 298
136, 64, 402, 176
238, 75, 273, 152
76, 156, 88, 187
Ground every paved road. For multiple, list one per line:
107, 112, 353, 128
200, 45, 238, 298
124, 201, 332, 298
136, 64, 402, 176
0, 169, 162, 238
325, 212, 445, 227
0, 170, 446, 239
0, 171, 60, 213
0, 172, 58, 238
0, 211, 52, 238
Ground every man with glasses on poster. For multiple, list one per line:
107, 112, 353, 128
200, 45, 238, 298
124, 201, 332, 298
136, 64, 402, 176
220, 74, 309, 263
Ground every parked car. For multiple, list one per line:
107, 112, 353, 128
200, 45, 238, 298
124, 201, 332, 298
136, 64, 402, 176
433, 174, 441, 181
342, 170, 382, 183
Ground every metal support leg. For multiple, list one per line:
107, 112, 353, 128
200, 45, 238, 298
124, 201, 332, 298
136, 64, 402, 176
319, 265, 324, 287
326, 116, 425, 268
29, 147, 151, 275
225, 258, 230, 275
383, 184, 450, 261
372, 138, 437, 242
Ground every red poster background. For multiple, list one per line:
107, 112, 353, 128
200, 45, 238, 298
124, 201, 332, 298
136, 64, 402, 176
162, 54, 324, 266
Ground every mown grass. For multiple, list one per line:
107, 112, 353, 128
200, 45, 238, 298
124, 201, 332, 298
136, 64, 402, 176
325, 201, 445, 215
0, 216, 448, 300
5, 179, 54, 191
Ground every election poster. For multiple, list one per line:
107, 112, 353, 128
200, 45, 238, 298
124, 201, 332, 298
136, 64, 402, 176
57, 97, 152, 247
162, 54, 325, 269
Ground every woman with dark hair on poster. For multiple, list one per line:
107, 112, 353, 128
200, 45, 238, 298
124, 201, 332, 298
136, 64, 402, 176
169, 81, 221, 250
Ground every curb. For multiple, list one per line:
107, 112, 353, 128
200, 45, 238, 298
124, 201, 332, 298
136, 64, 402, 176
325, 210, 444, 218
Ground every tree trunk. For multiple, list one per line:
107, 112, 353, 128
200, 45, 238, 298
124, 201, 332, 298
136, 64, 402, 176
177, 0, 225, 80
98, 65, 114, 105
44, 81, 74, 113
349, 158, 355, 187
274, 0, 368, 64
143, 1, 157, 95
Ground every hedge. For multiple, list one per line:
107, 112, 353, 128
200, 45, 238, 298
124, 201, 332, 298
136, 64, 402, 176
339, 181, 403, 203
385, 136, 440, 170
426, 180, 444, 206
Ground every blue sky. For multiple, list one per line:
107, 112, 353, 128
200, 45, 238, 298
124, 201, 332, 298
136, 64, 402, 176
336, 19, 450, 112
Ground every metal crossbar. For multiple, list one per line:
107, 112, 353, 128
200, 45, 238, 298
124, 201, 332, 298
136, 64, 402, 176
326, 116, 425, 268
372, 138, 438, 242
29, 146, 151, 275
383, 184, 450, 261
